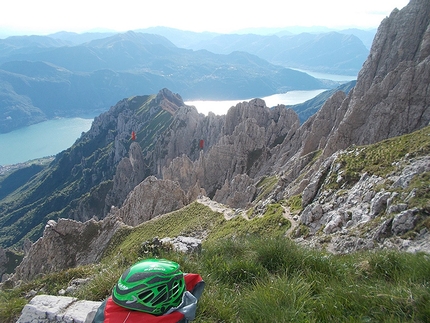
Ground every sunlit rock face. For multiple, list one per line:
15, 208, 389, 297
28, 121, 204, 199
324, 0, 430, 155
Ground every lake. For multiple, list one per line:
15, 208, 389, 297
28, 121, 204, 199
0, 89, 333, 166
0, 118, 93, 166
289, 68, 357, 82
185, 89, 328, 115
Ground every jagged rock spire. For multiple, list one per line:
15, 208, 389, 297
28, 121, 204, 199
324, 0, 430, 154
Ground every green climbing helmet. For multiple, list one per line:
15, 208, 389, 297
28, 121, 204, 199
112, 258, 186, 315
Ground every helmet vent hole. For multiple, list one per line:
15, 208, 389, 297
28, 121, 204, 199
152, 286, 168, 305
138, 290, 154, 302
171, 281, 183, 297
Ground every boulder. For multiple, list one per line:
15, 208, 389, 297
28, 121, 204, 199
392, 208, 420, 235
161, 236, 202, 253
369, 191, 392, 217
13, 215, 123, 282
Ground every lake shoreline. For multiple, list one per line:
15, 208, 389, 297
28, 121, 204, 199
0, 88, 342, 166
185, 89, 328, 116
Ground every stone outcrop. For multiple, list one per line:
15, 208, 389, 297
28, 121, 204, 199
213, 174, 256, 209
105, 142, 146, 210
117, 176, 188, 226
13, 216, 123, 282
162, 100, 300, 199
160, 236, 202, 253
17, 295, 101, 323
152, 105, 219, 169
9, 173, 193, 282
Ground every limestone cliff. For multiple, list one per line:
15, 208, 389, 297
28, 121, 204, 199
104, 142, 146, 211
324, 0, 430, 154
161, 99, 299, 202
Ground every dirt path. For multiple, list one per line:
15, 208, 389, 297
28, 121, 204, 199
197, 196, 299, 236
197, 196, 244, 220
282, 206, 298, 237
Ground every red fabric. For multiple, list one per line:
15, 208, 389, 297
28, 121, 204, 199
184, 273, 203, 292
103, 297, 184, 323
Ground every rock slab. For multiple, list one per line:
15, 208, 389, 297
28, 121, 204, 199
16, 295, 101, 323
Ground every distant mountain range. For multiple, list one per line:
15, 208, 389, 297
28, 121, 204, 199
138, 27, 371, 75
49, 26, 374, 73
0, 27, 371, 133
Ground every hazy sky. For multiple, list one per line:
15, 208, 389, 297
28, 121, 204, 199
0, 0, 410, 35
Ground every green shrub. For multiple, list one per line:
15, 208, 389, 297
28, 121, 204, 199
286, 194, 303, 213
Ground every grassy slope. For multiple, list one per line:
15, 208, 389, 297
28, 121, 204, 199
325, 126, 430, 226
329, 125, 430, 188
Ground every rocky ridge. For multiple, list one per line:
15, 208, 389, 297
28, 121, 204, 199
161, 99, 299, 201
297, 153, 430, 254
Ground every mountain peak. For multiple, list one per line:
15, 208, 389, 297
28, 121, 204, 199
361, 0, 430, 86
86, 30, 176, 49
155, 88, 185, 114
